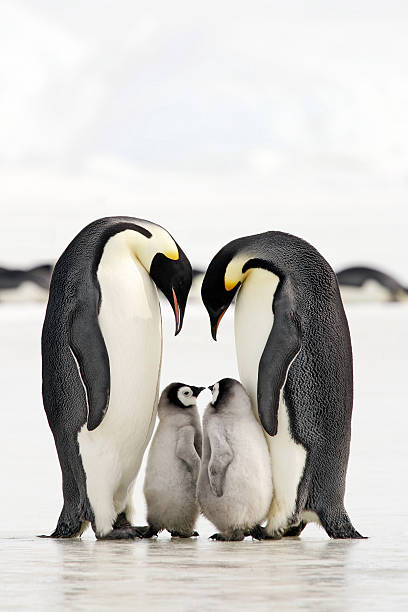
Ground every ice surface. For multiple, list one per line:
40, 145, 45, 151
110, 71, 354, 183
1, 301, 408, 610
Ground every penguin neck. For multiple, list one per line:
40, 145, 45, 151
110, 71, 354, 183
234, 268, 280, 410
98, 229, 151, 273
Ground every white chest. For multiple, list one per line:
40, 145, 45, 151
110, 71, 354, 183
78, 232, 162, 467
234, 268, 279, 408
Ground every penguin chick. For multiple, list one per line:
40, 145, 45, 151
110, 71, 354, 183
143, 382, 204, 538
197, 378, 273, 541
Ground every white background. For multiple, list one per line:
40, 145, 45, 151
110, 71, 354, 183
1, 1, 407, 281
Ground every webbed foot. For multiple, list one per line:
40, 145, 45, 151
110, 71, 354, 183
170, 530, 199, 538
210, 531, 244, 541
283, 521, 307, 537
96, 528, 137, 540
138, 525, 159, 538
247, 525, 282, 540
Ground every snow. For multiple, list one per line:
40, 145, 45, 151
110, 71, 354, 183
1, 301, 407, 610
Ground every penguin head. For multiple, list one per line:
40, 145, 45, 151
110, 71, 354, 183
127, 222, 193, 335
208, 378, 250, 412
162, 382, 205, 410
201, 238, 256, 340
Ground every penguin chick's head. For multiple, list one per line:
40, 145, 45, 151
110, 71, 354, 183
161, 382, 205, 410
208, 378, 250, 413
131, 222, 192, 336
201, 238, 256, 340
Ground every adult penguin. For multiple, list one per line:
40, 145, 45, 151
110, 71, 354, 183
201, 231, 363, 539
42, 216, 192, 539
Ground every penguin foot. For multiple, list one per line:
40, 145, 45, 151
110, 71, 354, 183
113, 512, 132, 530
247, 525, 282, 540
170, 530, 199, 538
247, 525, 266, 540
137, 525, 159, 538
209, 531, 245, 541
283, 521, 307, 537
96, 528, 139, 540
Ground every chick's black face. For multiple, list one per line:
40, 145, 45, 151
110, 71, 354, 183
150, 246, 192, 335
201, 260, 240, 340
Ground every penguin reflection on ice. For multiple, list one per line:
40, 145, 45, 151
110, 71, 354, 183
143, 383, 204, 538
201, 232, 364, 539
41, 217, 192, 539
197, 378, 272, 541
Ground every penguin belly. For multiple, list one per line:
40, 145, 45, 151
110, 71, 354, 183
234, 268, 307, 535
78, 234, 162, 536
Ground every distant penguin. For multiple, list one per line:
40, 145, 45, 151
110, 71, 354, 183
41, 217, 192, 539
197, 378, 272, 541
201, 232, 363, 539
0, 264, 52, 302
143, 382, 204, 538
336, 266, 408, 303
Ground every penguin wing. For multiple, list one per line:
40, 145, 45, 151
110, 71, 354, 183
257, 278, 301, 437
207, 421, 233, 497
176, 426, 201, 479
69, 304, 110, 431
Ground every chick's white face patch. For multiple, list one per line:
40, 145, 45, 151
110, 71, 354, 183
177, 386, 195, 407
211, 382, 219, 404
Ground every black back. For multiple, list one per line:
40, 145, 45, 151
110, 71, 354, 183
42, 216, 175, 434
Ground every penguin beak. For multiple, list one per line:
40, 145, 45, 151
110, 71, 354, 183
210, 309, 227, 341
172, 288, 182, 335
191, 386, 205, 397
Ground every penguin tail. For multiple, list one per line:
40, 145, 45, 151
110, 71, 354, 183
318, 506, 366, 539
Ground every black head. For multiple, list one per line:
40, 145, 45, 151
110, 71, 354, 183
165, 382, 205, 408
150, 244, 193, 335
201, 240, 246, 340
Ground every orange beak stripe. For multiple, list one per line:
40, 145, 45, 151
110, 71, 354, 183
216, 309, 226, 335
172, 288, 180, 330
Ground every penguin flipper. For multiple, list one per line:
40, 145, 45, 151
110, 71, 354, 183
69, 305, 110, 431
257, 278, 301, 436
207, 423, 233, 497
176, 425, 201, 479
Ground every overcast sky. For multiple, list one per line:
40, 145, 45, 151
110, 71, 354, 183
1, 1, 407, 279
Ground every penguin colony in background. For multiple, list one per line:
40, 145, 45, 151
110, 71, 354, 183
42, 217, 363, 540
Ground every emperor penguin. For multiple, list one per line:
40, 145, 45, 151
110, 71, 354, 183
336, 266, 408, 303
143, 382, 204, 538
197, 378, 273, 541
201, 232, 364, 539
41, 216, 192, 539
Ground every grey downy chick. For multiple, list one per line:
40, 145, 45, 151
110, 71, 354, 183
143, 382, 204, 538
197, 378, 273, 541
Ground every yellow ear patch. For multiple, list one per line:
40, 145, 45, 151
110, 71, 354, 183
225, 279, 239, 291
164, 248, 179, 261
224, 254, 249, 292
